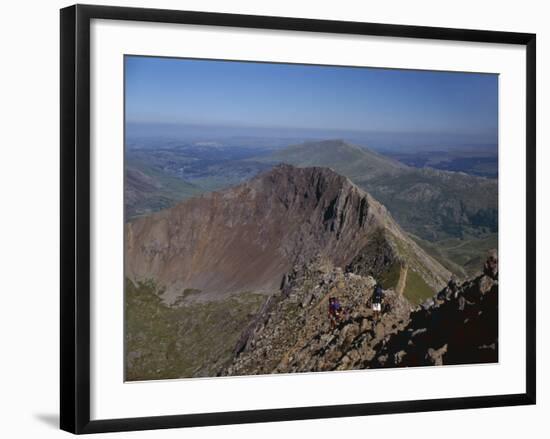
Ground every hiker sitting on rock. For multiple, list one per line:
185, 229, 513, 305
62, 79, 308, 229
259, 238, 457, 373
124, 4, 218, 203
448, 274, 458, 294
438, 274, 458, 301
483, 250, 498, 280
372, 283, 384, 320
328, 297, 343, 329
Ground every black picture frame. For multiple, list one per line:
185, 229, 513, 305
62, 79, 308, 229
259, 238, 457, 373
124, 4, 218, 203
60, 4, 536, 434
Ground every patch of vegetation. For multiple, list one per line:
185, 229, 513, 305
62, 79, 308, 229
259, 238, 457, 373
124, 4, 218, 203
410, 233, 497, 278
380, 262, 401, 290
404, 269, 434, 305
354, 161, 498, 241
409, 234, 468, 278
125, 278, 265, 381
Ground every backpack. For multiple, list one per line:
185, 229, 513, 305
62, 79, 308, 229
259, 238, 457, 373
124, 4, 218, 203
373, 286, 383, 303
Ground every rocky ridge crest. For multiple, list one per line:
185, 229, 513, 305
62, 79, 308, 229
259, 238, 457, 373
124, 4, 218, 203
221, 253, 498, 376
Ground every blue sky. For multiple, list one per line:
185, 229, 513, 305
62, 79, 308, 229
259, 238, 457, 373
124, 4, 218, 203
125, 56, 498, 140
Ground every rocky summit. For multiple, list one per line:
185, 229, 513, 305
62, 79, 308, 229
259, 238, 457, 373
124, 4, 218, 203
221, 253, 498, 376
370, 268, 498, 368
126, 164, 450, 303
221, 256, 412, 376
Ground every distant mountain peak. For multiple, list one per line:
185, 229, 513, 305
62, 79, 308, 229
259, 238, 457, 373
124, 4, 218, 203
261, 139, 408, 182
303, 138, 353, 147
126, 164, 450, 304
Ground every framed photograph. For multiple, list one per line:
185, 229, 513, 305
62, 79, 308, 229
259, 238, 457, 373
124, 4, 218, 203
60, 4, 536, 434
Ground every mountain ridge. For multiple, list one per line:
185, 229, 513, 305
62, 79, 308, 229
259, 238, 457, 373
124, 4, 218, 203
221, 253, 497, 376
125, 164, 450, 304
125, 162, 201, 220
260, 139, 498, 241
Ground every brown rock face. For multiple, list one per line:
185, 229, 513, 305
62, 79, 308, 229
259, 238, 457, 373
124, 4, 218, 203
125, 165, 449, 302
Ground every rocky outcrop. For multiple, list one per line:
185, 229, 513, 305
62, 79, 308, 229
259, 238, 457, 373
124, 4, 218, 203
126, 164, 449, 302
221, 252, 498, 376
370, 271, 498, 367
220, 256, 412, 376
345, 228, 400, 279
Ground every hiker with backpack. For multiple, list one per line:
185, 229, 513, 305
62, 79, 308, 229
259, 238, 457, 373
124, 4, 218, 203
371, 283, 384, 320
483, 250, 498, 280
328, 297, 343, 329
448, 274, 459, 298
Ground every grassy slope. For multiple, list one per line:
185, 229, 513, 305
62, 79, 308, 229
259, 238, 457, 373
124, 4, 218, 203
261, 140, 405, 181
377, 232, 446, 305
403, 269, 434, 305
380, 262, 401, 290
410, 233, 498, 278
379, 254, 440, 306
409, 234, 469, 278
360, 168, 497, 240
125, 279, 265, 380
125, 160, 202, 220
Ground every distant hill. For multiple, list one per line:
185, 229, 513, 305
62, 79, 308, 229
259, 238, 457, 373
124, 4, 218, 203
125, 164, 450, 304
410, 233, 498, 278
260, 139, 407, 180
125, 147, 273, 216
259, 140, 498, 242
125, 162, 201, 220
384, 148, 498, 178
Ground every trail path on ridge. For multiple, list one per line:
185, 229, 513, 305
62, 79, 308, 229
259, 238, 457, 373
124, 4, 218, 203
396, 264, 408, 295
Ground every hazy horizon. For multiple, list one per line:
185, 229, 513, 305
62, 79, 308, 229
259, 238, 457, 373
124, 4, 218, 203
125, 56, 498, 151
126, 121, 497, 153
